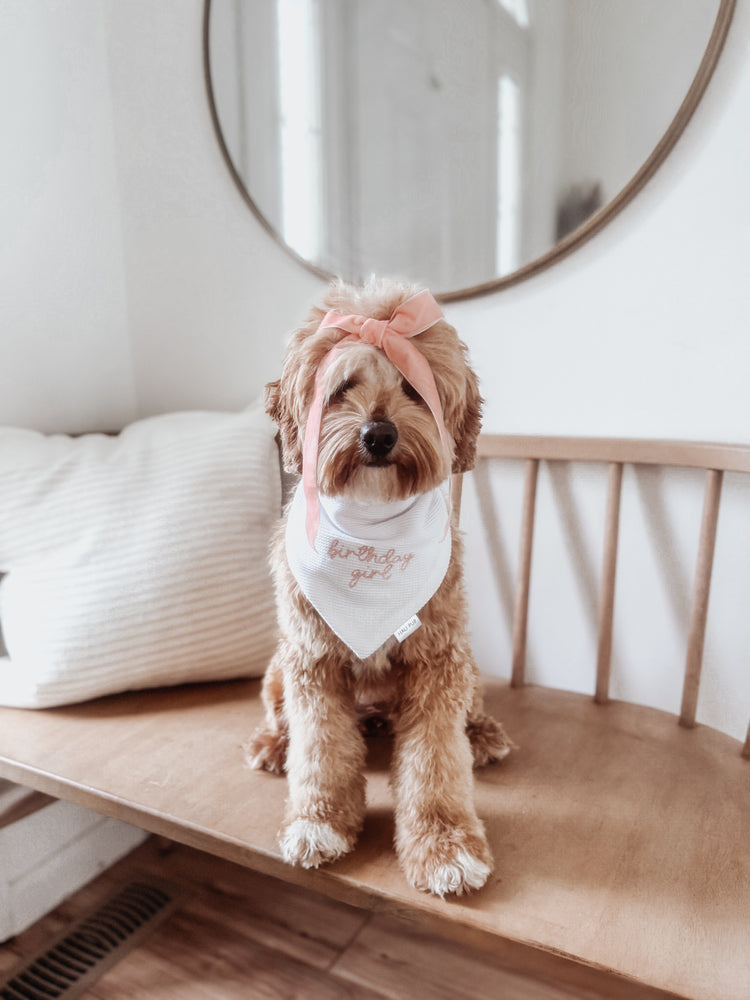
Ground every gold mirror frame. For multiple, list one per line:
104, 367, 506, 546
203, 0, 736, 303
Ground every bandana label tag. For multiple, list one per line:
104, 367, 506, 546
394, 614, 421, 643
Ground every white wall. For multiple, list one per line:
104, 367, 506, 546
102, 1, 322, 420
0, 1, 137, 433
1, 0, 748, 739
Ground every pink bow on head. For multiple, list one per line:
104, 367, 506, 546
303, 289, 451, 548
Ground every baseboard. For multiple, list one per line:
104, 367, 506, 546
0, 781, 146, 941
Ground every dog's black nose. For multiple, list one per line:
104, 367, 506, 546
360, 419, 398, 458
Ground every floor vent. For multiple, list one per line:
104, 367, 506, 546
0, 878, 184, 1000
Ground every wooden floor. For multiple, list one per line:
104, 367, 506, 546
0, 836, 610, 1000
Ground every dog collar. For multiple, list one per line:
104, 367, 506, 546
285, 481, 451, 659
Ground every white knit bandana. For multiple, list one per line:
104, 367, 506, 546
285, 482, 452, 659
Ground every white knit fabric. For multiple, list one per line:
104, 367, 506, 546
285, 482, 451, 658
0, 405, 281, 708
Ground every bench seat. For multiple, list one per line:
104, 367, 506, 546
0, 675, 747, 1000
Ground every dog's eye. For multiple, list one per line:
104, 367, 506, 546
329, 378, 356, 402
401, 379, 427, 406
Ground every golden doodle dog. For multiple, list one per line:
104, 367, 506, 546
248, 277, 512, 896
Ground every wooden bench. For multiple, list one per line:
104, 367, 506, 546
0, 436, 748, 1000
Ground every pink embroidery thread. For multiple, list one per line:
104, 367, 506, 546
327, 538, 415, 588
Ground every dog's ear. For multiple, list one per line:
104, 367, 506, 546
451, 365, 483, 474
266, 305, 333, 478
417, 320, 484, 475
264, 379, 282, 421
264, 378, 303, 475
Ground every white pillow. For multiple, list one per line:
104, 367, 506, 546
0, 405, 281, 708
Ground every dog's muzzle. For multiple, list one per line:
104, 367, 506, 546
360, 419, 398, 463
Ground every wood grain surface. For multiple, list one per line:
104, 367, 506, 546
0, 837, 620, 999
0, 678, 747, 1000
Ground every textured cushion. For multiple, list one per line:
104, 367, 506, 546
0, 405, 280, 708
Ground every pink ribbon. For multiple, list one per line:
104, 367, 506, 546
303, 289, 451, 548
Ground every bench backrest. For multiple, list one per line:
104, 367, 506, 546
472, 436, 750, 758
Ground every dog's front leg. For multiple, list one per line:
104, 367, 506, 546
280, 646, 366, 869
393, 641, 493, 896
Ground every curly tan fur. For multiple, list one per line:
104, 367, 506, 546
249, 277, 512, 896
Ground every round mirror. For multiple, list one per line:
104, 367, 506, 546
204, 0, 734, 300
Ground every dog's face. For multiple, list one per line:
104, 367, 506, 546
266, 279, 482, 502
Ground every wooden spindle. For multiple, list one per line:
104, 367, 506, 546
743, 722, 750, 761
595, 462, 623, 704
680, 468, 723, 728
511, 459, 539, 687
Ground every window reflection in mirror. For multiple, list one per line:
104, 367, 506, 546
206, 0, 728, 298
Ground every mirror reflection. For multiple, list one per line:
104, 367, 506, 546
207, 0, 720, 296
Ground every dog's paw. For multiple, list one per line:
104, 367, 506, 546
280, 819, 353, 869
421, 848, 492, 897
400, 828, 493, 897
243, 727, 288, 775
466, 714, 516, 768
